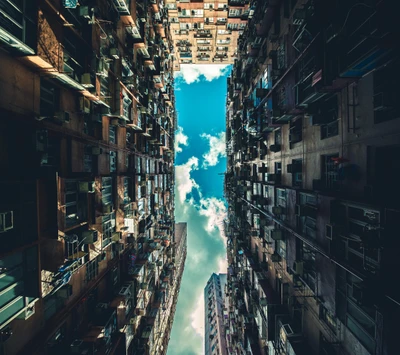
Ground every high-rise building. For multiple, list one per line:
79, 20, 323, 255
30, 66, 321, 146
166, 0, 249, 70
205, 273, 228, 355
224, 1, 399, 355
0, 1, 183, 354
155, 222, 188, 354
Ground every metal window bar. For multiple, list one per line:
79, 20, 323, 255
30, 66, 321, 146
325, 155, 339, 189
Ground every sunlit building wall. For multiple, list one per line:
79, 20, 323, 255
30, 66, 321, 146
166, 0, 249, 70
0, 0, 180, 354
205, 273, 228, 355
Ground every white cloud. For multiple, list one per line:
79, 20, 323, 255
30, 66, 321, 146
191, 295, 205, 339
175, 64, 230, 84
175, 157, 200, 204
217, 257, 228, 274
200, 132, 226, 168
175, 126, 189, 154
199, 197, 227, 242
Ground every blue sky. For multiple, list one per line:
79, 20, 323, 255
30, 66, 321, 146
167, 65, 231, 355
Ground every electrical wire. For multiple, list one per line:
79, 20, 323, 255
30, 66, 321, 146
333, 2, 375, 39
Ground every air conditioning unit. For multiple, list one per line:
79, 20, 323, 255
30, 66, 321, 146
35, 130, 48, 152
70, 339, 85, 354
81, 73, 94, 89
309, 114, 324, 126
269, 144, 281, 152
136, 308, 145, 316
259, 297, 268, 306
78, 181, 95, 193
119, 284, 131, 297
289, 133, 301, 143
271, 253, 282, 262
97, 302, 109, 310
16, 303, 35, 320
54, 111, 70, 123
110, 118, 119, 126
79, 6, 91, 20
0, 211, 13, 233
110, 47, 120, 59
92, 147, 103, 155
96, 57, 109, 77
325, 224, 347, 240
91, 114, 102, 123
271, 229, 283, 240
112, 232, 122, 242
293, 261, 304, 276
287, 163, 302, 173
102, 204, 113, 214
79, 97, 91, 113
295, 204, 317, 218
272, 206, 283, 215
82, 230, 98, 244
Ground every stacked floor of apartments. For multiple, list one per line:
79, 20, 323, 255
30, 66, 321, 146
166, 0, 248, 69
225, 1, 399, 355
0, 1, 182, 354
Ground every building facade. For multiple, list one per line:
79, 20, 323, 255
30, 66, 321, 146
0, 1, 182, 354
225, 1, 399, 355
166, 0, 249, 70
155, 222, 188, 354
205, 273, 228, 355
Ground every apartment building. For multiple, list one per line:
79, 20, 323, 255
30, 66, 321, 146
155, 222, 188, 354
165, 0, 249, 70
205, 273, 228, 355
225, 1, 399, 355
0, 1, 182, 354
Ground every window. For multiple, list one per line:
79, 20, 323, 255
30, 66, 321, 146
276, 188, 286, 207
321, 153, 339, 190
123, 96, 131, 120
297, 193, 317, 239
40, 79, 60, 117
320, 96, 339, 139
0, 247, 38, 327
102, 177, 113, 206
109, 126, 116, 144
299, 242, 317, 292
191, 9, 204, 17
274, 129, 282, 145
290, 159, 303, 187
289, 118, 302, 145
284, 0, 290, 18
123, 177, 131, 205
321, 120, 339, 139
65, 180, 87, 228
320, 306, 337, 333
0, 0, 37, 53
373, 61, 400, 124
277, 239, 286, 259
102, 212, 116, 248
110, 151, 117, 172
275, 162, 282, 175
86, 257, 99, 283
229, 9, 242, 17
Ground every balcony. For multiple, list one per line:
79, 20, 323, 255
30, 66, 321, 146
194, 31, 212, 38
113, 0, 130, 15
